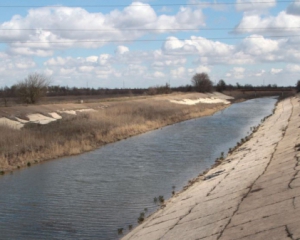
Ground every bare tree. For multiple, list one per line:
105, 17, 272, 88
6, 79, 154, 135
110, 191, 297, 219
0, 87, 8, 107
191, 73, 213, 93
16, 73, 50, 104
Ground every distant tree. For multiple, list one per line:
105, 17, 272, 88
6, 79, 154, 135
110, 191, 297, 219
16, 73, 50, 104
216, 79, 226, 92
244, 84, 254, 89
191, 73, 213, 92
0, 87, 9, 107
297, 80, 300, 93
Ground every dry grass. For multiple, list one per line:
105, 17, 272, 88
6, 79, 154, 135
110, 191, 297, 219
0, 99, 226, 171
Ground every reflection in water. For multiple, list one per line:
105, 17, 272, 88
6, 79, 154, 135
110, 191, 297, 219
0, 97, 277, 240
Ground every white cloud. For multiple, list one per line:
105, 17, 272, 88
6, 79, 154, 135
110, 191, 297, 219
238, 35, 281, 56
86, 56, 98, 63
196, 65, 211, 73
79, 66, 94, 72
98, 54, 111, 66
286, 64, 300, 72
0, 3, 205, 56
15, 61, 36, 69
43, 68, 53, 77
235, 11, 300, 34
162, 36, 234, 57
115, 46, 129, 55
287, 1, 300, 15
270, 68, 282, 74
45, 57, 70, 66
60, 67, 75, 75
227, 67, 245, 79
153, 71, 165, 78
235, 0, 276, 12
253, 69, 265, 77
171, 67, 186, 78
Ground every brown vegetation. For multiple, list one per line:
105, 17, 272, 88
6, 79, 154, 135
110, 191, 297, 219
0, 99, 227, 172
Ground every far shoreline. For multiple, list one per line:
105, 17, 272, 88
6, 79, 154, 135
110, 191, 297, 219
0, 92, 233, 174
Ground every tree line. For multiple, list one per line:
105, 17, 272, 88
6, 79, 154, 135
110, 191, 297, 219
0, 73, 299, 106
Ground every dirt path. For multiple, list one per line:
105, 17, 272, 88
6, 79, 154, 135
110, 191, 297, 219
122, 96, 300, 240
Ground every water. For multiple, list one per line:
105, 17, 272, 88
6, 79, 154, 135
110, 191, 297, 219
0, 97, 277, 240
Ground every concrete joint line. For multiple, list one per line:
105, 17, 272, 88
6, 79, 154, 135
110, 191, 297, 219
293, 197, 296, 209
157, 203, 200, 240
285, 225, 295, 240
206, 172, 231, 197
288, 171, 299, 189
235, 195, 299, 217
231, 226, 290, 240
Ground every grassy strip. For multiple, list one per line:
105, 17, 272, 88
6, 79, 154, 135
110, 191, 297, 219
0, 99, 227, 172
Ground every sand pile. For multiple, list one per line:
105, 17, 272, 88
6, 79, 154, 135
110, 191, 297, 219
170, 97, 230, 105
0, 117, 24, 129
0, 108, 98, 129
27, 114, 57, 125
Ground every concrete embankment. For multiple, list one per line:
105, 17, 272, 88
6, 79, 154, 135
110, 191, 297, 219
123, 96, 300, 240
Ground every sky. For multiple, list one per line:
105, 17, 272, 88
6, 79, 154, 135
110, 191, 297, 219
0, 0, 299, 88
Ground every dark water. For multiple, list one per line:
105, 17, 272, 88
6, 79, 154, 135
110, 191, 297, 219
0, 97, 277, 240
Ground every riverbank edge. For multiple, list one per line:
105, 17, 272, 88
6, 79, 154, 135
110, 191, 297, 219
0, 101, 230, 175
121, 96, 283, 238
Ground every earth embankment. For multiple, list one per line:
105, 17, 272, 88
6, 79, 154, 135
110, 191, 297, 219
0, 92, 231, 172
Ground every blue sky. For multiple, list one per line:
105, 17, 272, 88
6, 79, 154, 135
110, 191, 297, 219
0, 0, 299, 88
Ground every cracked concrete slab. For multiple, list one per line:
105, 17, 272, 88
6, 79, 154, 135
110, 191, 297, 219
229, 198, 294, 227
233, 227, 291, 240
122, 97, 300, 240
161, 218, 229, 240
286, 220, 300, 239
221, 209, 300, 240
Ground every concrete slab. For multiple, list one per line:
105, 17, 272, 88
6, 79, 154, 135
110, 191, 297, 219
229, 198, 294, 227
221, 207, 300, 239
286, 220, 300, 239
229, 226, 291, 240
122, 97, 300, 240
161, 218, 228, 240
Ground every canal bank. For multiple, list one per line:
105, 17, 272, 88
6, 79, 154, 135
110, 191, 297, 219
122, 95, 300, 240
0, 92, 231, 172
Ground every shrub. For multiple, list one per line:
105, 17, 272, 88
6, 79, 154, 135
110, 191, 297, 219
138, 212, 145, 224
147, 83, 171, 95
158, 195, 164, 203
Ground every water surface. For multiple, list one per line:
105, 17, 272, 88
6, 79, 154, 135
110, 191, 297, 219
0, 97, 277, 240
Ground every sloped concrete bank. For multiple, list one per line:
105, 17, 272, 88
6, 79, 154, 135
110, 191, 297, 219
122, 96, 300, 240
